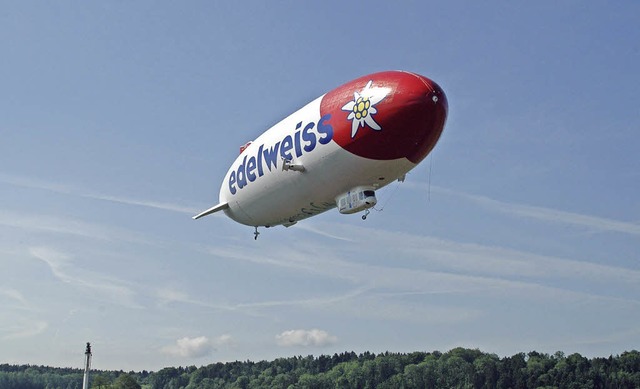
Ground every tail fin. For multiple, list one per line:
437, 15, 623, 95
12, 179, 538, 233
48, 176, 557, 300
192, 202, 229, 220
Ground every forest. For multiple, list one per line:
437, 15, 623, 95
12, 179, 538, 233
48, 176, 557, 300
1, 348, 639, 389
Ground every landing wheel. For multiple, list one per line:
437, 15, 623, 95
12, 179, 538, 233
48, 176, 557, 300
253, 227, 260, 240
362, 209, 370, 220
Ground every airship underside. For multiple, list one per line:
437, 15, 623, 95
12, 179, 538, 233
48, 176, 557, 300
194, 70, 448, 232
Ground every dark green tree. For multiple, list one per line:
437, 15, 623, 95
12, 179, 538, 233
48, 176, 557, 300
91, 373, 112, 388
112, 373, 141, 389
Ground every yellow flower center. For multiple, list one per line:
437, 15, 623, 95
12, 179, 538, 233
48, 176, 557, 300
352, 97, 371, 120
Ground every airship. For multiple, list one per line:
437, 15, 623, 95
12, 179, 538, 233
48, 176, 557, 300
194, 70, 448, 239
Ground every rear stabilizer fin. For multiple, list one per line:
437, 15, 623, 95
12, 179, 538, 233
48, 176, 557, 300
192, 202, 229, 220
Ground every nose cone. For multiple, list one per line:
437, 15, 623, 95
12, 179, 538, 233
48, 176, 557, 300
320, 71, 448, 163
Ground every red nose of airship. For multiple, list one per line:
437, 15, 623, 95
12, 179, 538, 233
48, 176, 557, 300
320, 71, 448, 164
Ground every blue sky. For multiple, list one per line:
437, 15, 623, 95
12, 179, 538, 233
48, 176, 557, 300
1, 1, 638, 371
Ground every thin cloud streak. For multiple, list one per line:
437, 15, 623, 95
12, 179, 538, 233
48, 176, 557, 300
29, 247, 141, 309
0, 288, 31, 309
155, 287, 244, 313
362, 226, 640, 285
154, 285, 375, 321
296, 223, 354, 242
206, 245, 354, 281
413, 183, 640, 236
0, 320, 48, 340
0, 173, 198, 215
235, 286, 371, 309
0, 209, 154, 245
208, 222, 640, 309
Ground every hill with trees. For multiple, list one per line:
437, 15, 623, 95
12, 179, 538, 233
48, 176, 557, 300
1, 348, 639, 388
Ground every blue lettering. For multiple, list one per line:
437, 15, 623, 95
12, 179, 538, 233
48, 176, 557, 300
257, 144, 264, 177
280, 135, 293, 160
317, 114, 333, 145
237, 155, 248, 189
229, 170, 237, 195
302, 122, 316, 152
228, 115, 335, 195
247, 156, 257, 182
263, 142, 280, 171
294, 129, 303, 158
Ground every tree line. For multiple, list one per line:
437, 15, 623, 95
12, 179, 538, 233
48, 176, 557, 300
1, 348, 639, 388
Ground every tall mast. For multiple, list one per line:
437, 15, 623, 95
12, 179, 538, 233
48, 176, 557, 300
82, 342, 92, 389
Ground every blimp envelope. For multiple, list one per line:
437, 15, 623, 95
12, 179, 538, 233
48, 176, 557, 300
194, 70, 448, 235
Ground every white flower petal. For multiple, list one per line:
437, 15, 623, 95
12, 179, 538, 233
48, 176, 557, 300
368, 88, 391, 105
364, 116, 382, 131
343, 79, 391, 138
342, 101, 355, 111
351, 120, 361, 138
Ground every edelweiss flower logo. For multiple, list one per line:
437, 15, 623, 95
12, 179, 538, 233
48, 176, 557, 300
341, 80, 391, 138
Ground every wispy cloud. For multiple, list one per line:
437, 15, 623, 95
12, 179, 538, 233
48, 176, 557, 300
413, 184, 640, 236
206, 244, 348, 281
0, 289, 47, 340
0, 320, 48, 340
0, 173, 198, 215
154, 285, 373, 322
361, 226, 640, 286
296, 223, 354, 241
155, 287, 240, 312
276, 329, 337, 347
206, 221, 640, 320
0, 288, 31, 309
0, 209, 153, 244
253, 241, 629, 295
29, 247, 141, 308
235, 286, 370, 310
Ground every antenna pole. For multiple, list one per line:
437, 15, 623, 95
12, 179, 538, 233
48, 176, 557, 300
82, 342, 92, 389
